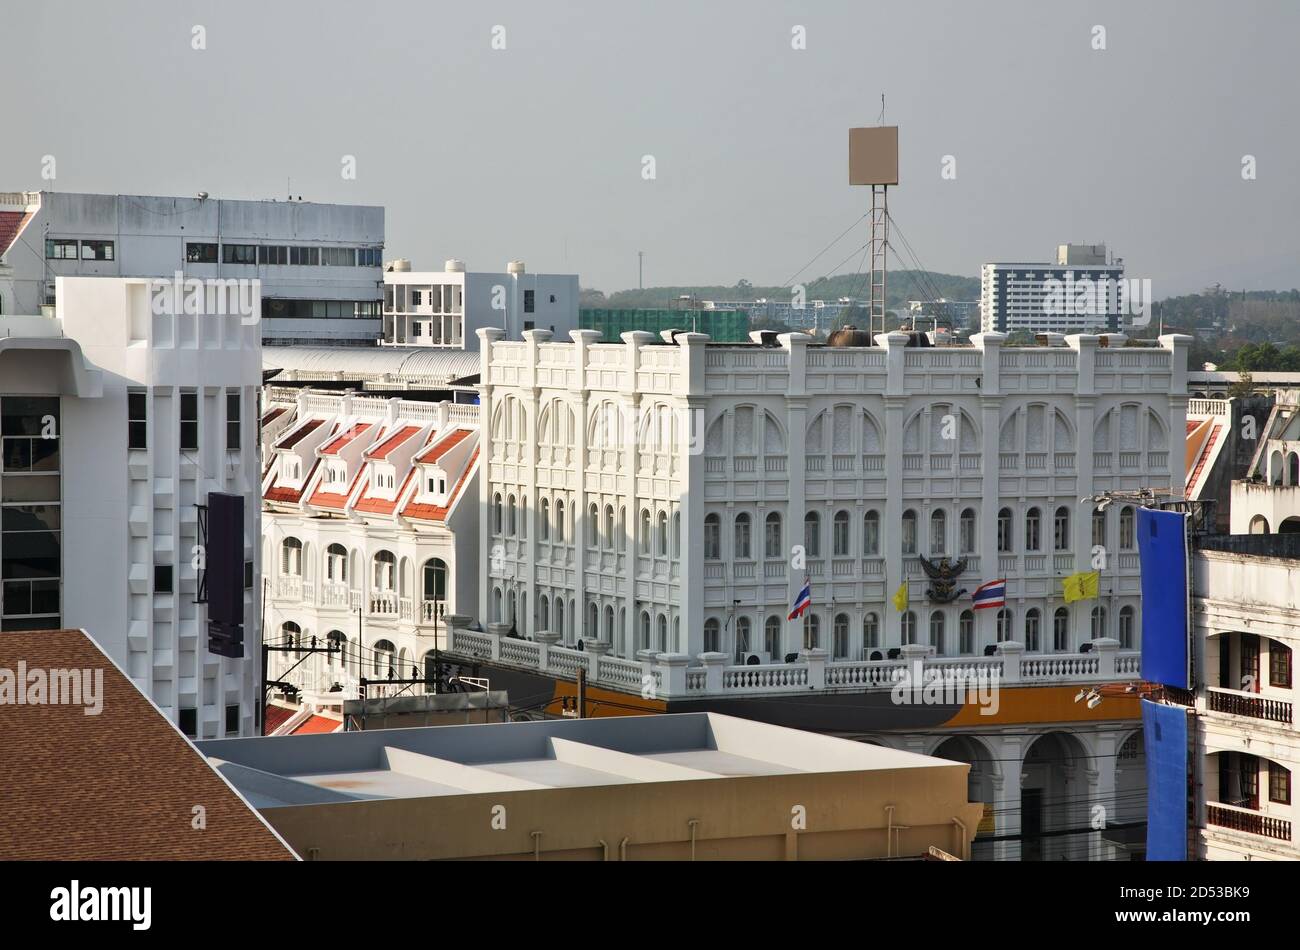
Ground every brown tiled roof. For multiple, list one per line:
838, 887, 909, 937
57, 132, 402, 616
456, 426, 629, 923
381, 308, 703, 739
364, 425, 420, 460
320, 422, 373, 456
402, 447, 479, 523
415, 427, 472, 464
0, 210, 33, 259
0, 629, 297, 861
275, 417, 325, 450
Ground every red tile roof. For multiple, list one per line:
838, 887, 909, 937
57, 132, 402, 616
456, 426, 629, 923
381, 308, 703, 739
307, 466, 366, 510
0, 629, 296, 861
365, 425, 421, 460
320, 422, 373, 456
415, 427, 472, 464
276, 417, 326, 450
291, 714, 343, 735
402, 447, 479, 522
264, 457, 322, 505
0, 211, 33, 259
1186, 420, 1199, 435
264, 703, 296, 734
1188, 423, 1221, 494
262, 406, 288, 427
353, 465, 418, 515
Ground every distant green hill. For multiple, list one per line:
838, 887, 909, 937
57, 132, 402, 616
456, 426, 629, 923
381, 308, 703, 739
582, 270, 981, 310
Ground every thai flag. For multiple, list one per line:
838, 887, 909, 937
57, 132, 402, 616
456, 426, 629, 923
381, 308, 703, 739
972, 579, 1006, 610
788, 579, 812, 621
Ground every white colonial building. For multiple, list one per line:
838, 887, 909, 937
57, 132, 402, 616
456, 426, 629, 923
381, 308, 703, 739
476, 327, 1189, 663
1193, 534, 1299, 859
0, 276, 263, 737
260, 387, 480, 704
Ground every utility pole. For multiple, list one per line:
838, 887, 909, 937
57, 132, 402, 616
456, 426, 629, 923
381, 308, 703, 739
262, 637, 341, 735
576, 665, 587, 719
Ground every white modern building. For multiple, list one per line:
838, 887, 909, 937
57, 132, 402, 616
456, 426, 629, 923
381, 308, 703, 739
382, 259, 578, 349
0, 190, 384, 346
0, 276, 263, 737
980, 244, 1125, 335
450, 327, 1192, 859
259, 386, 481, 704
1191, 533, 1298, 859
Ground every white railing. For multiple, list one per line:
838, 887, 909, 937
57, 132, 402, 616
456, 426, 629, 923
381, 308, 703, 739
1188, 398, 1230, 418
276, 575, 302, 600
442, 624, 1140, 700
369, 592, 399, 616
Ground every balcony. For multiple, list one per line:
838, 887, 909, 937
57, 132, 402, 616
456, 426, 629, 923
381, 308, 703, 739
1207, 687, 1293, 724
369, 592, 399, 616
276, 575, 302, 601
1207, 803, 1292, 842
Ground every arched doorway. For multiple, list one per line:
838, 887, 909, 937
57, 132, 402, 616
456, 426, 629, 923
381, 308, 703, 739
1021, 731, 1090, 861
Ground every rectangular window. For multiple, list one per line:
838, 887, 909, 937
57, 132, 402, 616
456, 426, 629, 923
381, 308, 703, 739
357, 247, 382, 267
258, 245, 288, 265
179, 708, 197, 738
1269, 762, 1291, 805
180, 392, 198, 451
128, 391, 147, 450
290, 246, 320, 266
45, 239, 78, 260
225, 391, 241, 451
244, 560, 254, 589
225, 704, 240, 735
155, 564, 173, 594
80, 240, 114, 261
524, 289, 535, 313
185, 242, 218, 263
1270, 644, 1292, 689
321, 247, 356, 266
222, 243, 257, 265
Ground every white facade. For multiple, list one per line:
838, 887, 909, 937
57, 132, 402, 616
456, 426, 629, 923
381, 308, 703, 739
1193, 540, 1299, 859
477, 328, 1189, 663
1228, 390, 1300, 535
0, 191, 384, 346
383, 261, 577, 349
0, 276, 263, 736
980, 245, 1124, 335
259, 388, 481, 703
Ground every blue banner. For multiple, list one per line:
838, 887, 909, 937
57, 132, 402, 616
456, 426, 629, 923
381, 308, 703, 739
1143, 698, 1188, 860
1137, 508, 1189, 689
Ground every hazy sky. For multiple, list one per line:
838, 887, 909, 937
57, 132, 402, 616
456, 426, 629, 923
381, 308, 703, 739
5, 0, 1297, 296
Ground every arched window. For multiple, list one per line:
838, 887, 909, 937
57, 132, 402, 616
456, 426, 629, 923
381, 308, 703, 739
735, 512, 752, 559
735, 617, 752, 661
930, 510, 946, 556
281, 537, 302, 576
997, 508, 1013, 553
640, 508, 652, 554
604, 505, 615, 549
657, 614, 668, 652
373, 550, 396, 590
373, 639, 395, 677
1119, 605, 1135, 649
493, 493, 503, 534
540, 498, 550, 541
586, 601, 598, 641
996, 607, 1012, 642
556, 597, 566, 642
1119, 506, 1135, 550
803, 612, 821, 649
491, 587, 502, 622
765, 512, 782, 559
900, 610, 916, 646
617, 506, 626, 551
764, 616, 781, 658
703, 513, 721, 559
507, 495, 517, 535
833, 613, 850, 659
672, 511, 681, 558
863, 510, 880, 555
639, 610, 651, 650
901, 510, 917, 555
832, 510, 850, 556
555, 500, 566, 543
959, 509, 976, 555
863, 612, 880, 651
804, 511, 821, 557
1092, 506, 1107, 548
539, 594, 549, 631
930, 611, 946, 655
1054, 506, 1070, 551
1091, 604, 1108, 639
959, 610, 974, 655
1025, 608, 1041, 652
588, 502, 599, 547
280, 621, 301, 654
656, 511, 668, 557
1025, 507, 1041, 551
704, 618, 720, 653
603, 605, 614, 644
1053, 607, 1069, 651
325, 543, 348, 584
422, 558, 447, 603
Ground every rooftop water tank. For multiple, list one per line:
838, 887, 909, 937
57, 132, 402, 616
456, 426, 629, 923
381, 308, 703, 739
507, 260, 526, 275
445, 259, 466, 273
387, 258, 411, 272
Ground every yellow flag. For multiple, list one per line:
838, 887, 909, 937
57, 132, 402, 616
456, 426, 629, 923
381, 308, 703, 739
1062, 570, 1100, 603
892, 581, 909, 612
